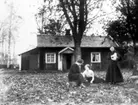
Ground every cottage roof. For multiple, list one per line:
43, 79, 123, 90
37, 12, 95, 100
37, 35, 117, 48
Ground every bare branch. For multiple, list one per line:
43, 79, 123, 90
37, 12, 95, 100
71, 0, 77, 18
59, 0, 74, 30
87, 11, 116, 27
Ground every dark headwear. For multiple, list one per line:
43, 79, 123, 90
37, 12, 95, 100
77, 59, 84, 64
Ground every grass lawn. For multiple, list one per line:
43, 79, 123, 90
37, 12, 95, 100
1, 69, 138, 105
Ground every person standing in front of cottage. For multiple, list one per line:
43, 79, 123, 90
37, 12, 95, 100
68, 59, 87, 87
105, 46, 124, 84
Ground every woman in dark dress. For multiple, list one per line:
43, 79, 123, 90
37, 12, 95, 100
105, 46, 124, 84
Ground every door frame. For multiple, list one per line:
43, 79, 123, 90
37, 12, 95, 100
58, 47, 74, 71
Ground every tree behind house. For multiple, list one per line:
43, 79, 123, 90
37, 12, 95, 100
37, 0, 108, 61
106, 0, 138, 50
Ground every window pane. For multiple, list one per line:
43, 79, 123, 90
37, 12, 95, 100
92, 54, 96, 61
47, 59, 51, 62
51, 58, 54, 62
46, 53, 56, 63
51, 56, 54, 61
47, 54, 50, 57
95, 54, 99, 61
51, 54, 54, 57
91, 52, 100, 62
47, 57, 51, 62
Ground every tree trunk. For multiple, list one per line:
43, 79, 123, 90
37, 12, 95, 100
1, 35, 4, 65
7, 20, 12, 68
132, 36, 138, 75
74, 42, 81, 62
7, 30, 11, 68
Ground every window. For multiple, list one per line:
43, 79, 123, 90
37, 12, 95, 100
91, 52, 101, 63
45, 53, 56, 63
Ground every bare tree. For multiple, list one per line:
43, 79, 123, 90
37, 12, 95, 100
58, 0, 107, 61
0, 21, 8, 66
0, 1, 22, 68
35, 0, 59, 34
36, 0, 108, 61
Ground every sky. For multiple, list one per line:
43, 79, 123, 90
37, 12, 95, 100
0, 0, 119, 55
0, 0, 43, 55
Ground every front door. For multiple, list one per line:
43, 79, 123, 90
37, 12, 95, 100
62, 54, 72, 71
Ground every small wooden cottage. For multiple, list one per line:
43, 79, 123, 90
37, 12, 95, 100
19, 35, 118, 71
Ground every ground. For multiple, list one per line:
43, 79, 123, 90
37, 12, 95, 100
0, 69, 138, 105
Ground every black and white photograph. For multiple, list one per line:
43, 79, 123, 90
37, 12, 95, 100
0, 0, 138, 105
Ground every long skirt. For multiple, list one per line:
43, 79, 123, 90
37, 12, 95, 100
86, 76, 105, 83
105, 60, 123, 84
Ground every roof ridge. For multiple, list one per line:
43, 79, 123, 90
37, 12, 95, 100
37, 35, 116, 47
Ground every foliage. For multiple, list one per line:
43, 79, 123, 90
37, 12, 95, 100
106, 20, 130, 44
106, 0, 138, 75
1, 70, 138, 105
106, 0, 138, 46
44, 19, 63, 35
35, 0, 62, 34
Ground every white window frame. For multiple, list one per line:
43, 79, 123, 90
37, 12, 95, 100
91, 52, 101, 63
45, 53, 56, 64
